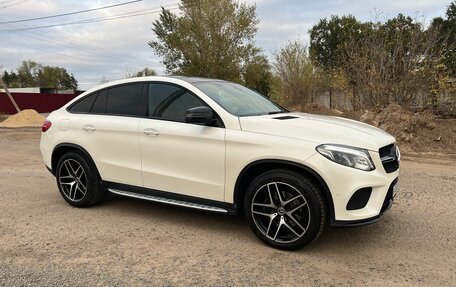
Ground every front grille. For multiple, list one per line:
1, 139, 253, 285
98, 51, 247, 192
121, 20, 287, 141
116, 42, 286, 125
379, 144, 400, 173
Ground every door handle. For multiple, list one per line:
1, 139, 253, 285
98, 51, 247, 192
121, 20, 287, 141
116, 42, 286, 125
82, 125, 96, 132
143, 128, 160, 136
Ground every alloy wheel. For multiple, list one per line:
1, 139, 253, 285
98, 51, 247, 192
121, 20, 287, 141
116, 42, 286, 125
58, 159, 87, 202
251, 182, 311, 243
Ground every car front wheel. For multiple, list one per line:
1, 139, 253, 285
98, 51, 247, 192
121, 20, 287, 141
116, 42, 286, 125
244, 169, 326, 250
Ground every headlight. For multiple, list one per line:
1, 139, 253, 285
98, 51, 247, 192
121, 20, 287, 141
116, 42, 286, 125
316, 144, 375, 171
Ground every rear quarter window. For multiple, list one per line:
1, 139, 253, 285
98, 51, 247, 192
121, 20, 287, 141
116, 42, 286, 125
68, 92, 98, 113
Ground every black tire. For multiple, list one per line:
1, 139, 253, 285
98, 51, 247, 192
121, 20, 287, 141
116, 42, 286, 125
55, 151, 105, 207
244, 169, 326, 250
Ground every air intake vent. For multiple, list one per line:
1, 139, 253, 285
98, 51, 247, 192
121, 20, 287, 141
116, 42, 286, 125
346, 187, 372, 210
273, 116, 299, 120
379, 144, 400, 173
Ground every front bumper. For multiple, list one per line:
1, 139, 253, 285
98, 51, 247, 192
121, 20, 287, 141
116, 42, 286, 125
304, 150, 399, 225
331, 178, 397, 227
45, 164, 54, 175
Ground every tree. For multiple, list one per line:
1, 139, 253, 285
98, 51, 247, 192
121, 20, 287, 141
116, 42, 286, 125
380, 13, 420, 44
243, 53, 272, 97
448, 1, 456, 19
273, 41, 317, 106
2, 60, 78, 91
38, 66, 77, 91
309, 16, 370, 108
308, 10, 455, 112
309, 15, 370, 71
17, 60, 42, 87
149, 0, 259, 82
125, 67, 157, 78
0, 65, 21, 112
430, 2, 456, 77
135, 68, 157, 77
1, 70, 20, 88
341, 16, 449, 109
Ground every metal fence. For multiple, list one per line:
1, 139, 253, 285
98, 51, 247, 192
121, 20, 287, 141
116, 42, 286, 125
0, 92, 78, 114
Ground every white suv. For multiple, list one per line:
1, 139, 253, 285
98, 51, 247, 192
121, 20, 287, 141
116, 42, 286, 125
40, 76, 400, 250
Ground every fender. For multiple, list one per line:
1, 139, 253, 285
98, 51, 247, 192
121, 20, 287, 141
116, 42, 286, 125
51, 143, 101, 179
233, 159, 336, 224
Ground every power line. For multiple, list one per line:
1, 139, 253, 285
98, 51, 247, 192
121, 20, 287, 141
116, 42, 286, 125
0, 6, 179, 31
0, 0, 18, 4
11, 28, 159, 66
0, 0, 29, 9
4, 24, 160, 67
2, 21, 162, 76
0, 4, 170, 72
0, 0, 142, 24
0, 1, 185, 87
5, 37, 160, 86
5, 38, 94, 62
4, 37, 158, 87
0, 9, 163, 66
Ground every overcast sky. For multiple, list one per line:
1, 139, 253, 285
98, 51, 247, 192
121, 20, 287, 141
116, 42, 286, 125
0, 0, 452, 90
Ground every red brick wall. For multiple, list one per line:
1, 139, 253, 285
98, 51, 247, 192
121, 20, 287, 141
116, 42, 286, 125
0, 92, 78, 114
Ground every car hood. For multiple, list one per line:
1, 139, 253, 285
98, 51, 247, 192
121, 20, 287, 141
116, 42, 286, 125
239, 112, 395, 151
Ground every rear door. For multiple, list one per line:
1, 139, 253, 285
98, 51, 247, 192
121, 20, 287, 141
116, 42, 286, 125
139, 82, 226, 201
75, 83, 146, 187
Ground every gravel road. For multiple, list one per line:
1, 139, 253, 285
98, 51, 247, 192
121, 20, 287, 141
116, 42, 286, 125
0, 128, 455, 286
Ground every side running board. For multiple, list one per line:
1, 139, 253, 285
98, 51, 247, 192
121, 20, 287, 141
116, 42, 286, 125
108, 188, 228, 213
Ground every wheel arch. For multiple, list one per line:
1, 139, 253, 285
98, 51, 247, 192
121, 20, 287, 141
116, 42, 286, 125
233, 159, 335, 222
51, 143, 101, 179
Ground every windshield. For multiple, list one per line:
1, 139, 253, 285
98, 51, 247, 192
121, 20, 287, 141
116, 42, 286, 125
193, 81, 287, 117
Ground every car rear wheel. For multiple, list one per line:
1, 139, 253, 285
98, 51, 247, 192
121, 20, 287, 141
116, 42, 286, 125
244, 169, 326, 250
56, 151, 105, 207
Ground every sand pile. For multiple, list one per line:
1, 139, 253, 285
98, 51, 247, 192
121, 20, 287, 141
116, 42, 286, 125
0, 109, 45, 128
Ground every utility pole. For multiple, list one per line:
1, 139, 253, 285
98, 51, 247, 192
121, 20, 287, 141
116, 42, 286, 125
0, 65, 20, 113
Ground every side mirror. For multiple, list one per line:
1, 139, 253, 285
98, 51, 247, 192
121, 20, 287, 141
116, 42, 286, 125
185, 106, 215, 125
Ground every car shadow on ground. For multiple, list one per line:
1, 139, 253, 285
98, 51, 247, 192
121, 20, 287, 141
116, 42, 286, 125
97, 192, 393, 253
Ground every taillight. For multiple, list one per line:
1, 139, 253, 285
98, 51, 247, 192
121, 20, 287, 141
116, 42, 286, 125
42, 120, 52, 132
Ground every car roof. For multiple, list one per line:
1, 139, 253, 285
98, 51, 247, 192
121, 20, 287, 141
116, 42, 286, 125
80, 75, 227, 96
168, 76, 225, 83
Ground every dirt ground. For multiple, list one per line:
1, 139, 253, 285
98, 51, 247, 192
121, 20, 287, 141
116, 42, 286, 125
0, 128, 455, 286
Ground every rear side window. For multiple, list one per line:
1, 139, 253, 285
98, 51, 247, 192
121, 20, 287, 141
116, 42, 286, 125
69, 92, 97, 113
91, 89, 107, 113
148, 83, 205, 122
105, 84, 146, 116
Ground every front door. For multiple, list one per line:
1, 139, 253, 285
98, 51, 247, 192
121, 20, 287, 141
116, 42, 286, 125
139, 83, 225, 201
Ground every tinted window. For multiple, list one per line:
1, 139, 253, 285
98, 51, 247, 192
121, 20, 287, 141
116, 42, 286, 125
149, 83, 205, 122
69, 92, 97, 113
91, 89, 107, 113
106, 84, 146, 116
149, 84, 182, 115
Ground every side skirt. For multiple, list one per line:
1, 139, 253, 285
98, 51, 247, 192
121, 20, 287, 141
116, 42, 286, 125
103, 181, 238, 215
